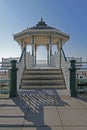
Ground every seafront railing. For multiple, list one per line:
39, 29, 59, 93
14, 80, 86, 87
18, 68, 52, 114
0, 62, 10, 94
76, 62, 87, 94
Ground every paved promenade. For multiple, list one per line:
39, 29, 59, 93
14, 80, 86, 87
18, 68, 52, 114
0, 89, 87, 130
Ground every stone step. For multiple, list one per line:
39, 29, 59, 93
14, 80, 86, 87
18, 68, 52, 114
23, 69, 62, 74
22, 75, 63, 78
24, 68, 61, 71
21, 82, 65, 86
23, 71, 62, 75
20, 68, 66, 89
22, 79, 65, 83
21, 77, 64, 80
20, 84, 66, 89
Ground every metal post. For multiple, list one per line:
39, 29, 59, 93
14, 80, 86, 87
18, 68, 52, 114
9, 60, 18, 98
69, 60, 77, 97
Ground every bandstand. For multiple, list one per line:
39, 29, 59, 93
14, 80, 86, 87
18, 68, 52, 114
13, 18, 76, 96
14, 18, 69, 68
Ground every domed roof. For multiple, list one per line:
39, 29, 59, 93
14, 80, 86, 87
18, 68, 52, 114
29, 18, 56, 30
14, 18, 70, 45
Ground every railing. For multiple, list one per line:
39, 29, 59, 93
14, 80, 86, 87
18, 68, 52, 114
1, 57, 19, 68
76, 62, 87, 94
0, 79, 10, 94
50, 52, 60, 68
0, 62, 10, 94
61, 48, 67, 62
19, 48, 26, 63
61, 48, 70, 95
67, 57, 82, 63
17, 48, 26, 89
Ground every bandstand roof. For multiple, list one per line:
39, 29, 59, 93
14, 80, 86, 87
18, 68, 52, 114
13, 18, 70, 45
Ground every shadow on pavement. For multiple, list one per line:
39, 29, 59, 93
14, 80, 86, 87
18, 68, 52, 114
12, 89, 69, 130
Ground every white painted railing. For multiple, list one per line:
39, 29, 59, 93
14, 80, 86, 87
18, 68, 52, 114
61, 48, 70, 95
50, 52, 60, 68
17, 49, 34, 89
17, 48, 25, 89
26, 52, 34, 68
50, 49, 71, 95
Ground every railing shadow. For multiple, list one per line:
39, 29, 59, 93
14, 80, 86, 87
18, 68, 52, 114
12, 89, 69, 130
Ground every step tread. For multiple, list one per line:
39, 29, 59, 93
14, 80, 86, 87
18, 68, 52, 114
22, 81, 65, 84
21, 77, 64, 80
22, 75, 63, 78
21, 85, 66, 89
20, 68, 66, 89
21, 82, 65, 85
23, 72, 63, 75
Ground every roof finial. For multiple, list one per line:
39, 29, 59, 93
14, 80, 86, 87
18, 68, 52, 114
41, 17, 43, 22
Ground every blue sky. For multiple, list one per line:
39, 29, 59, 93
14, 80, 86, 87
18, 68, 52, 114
0, 0, 87, 61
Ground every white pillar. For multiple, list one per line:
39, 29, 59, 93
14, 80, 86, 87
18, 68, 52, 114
32, 35, 35, 65
59, 39, 62, 68
21, 40, 26, 50
35, 44, 36, 64
32, 35, 34, 56
57, 42, 60, 52
49, 35, 52, 65
47, 44, 49, 65
49, 35, 52, 57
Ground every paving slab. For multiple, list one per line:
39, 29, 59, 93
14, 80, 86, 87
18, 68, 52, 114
0, 108, 24, 116
78, 97, 87, 109
64, 126, 87, 130
0, 117, 24, 126
22, 126, 63, 130
44, 107, 62, 126
24, 107, 45, 126
0, 128, 21, 130
58, 109, 87, 126
57, 97, 84, 109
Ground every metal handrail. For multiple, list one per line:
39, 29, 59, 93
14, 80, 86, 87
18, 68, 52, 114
61, 48, 67, 62
19, 47, 26, 63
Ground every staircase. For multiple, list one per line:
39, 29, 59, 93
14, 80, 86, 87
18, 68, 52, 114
20, 68, 66, 89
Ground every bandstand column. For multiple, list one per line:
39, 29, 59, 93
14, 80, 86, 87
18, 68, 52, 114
57, 42, 60, 52
59, 39, 62, 68
32, 35, 34, 56
35, 44, 36, 64
47, 44, 49, 65
49, 35, 52, 56
21, 40, 25, 50
49, 35, 52, 64
32, 35, 35, 64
